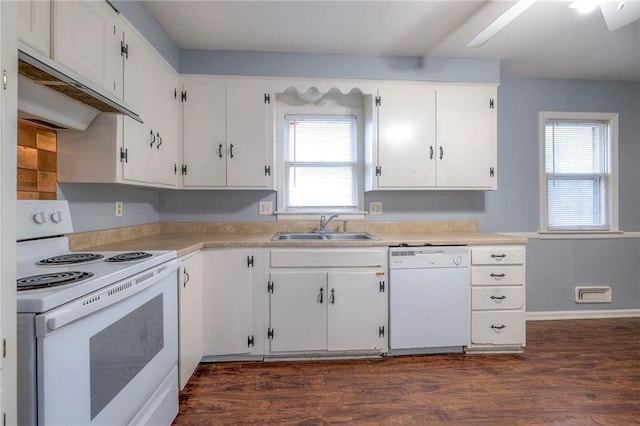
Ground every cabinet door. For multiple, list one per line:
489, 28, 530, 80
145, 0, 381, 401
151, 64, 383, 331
151, 53, 179, 187
18, 0, 50, 56
269, 272, 327, 353
377, 85, 436, 188
182, 78, 226, 187
53, 0, 122, 98
178, 252, 203, 390
203, 249, 254, 356
327, 272, 385, 351
121, 27, 156, 184
226, 84, 271, 187
436, 86, 496, 188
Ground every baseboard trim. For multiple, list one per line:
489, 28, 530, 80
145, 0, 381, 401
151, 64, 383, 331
526, 309, 640, 321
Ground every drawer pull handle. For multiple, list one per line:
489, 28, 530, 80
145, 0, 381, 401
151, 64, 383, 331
490, 254, 507, 260
491, 324, 506, 330
490, 295, 506, 301
490, 273, 506, 279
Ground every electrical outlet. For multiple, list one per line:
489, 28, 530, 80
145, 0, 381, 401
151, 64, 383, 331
369, 201, 382, 215
259, 201, 273, 215
115, 201, 123, 217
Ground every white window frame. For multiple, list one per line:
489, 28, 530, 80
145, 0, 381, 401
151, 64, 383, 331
275, 101, 365, 221
539, 111, 619, 234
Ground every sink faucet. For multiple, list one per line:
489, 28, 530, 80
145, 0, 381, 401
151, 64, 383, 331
319, 214, 339, 234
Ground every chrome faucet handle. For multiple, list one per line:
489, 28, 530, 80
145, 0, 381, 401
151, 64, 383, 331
342, 219, 348, 234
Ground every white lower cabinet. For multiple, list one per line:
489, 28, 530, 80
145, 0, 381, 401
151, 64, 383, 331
468, 245, 526, 353
202, 248, 265, 358
471, 311, 525, 346
269, 272, 327, 353
267, 248, 388, 356
178, 251, 203, 390
327, 272, 386, 352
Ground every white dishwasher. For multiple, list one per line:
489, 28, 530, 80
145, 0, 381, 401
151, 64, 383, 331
389, 246, 470, 355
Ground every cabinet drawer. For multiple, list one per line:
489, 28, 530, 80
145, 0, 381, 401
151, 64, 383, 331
471, 265, 524, 286
472, 287, 523, 310
471, 311, 524, 345
471, 246, 525, 265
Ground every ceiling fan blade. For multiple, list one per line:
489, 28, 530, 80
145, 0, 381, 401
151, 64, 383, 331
599, 0, 640, 30
467, 0, 538, 48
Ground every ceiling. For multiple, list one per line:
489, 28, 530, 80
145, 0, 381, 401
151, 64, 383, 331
144, 1, 640, 81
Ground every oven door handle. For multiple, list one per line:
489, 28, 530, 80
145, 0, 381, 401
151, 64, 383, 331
36, 259, 179, 337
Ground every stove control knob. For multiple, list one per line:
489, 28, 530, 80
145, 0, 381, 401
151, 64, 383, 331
49, 211, 63, 224
31, 211, 47, 225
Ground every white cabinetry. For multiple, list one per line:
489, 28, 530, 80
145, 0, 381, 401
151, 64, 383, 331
375, 84, 436, 188
267, 248, 388, 356
57, 19, 180, 188
369, 83, 497, 191
18, 0, 50, 56
202, 248, 265, 359
178, 251, 203, 390
121, 26, 179, 186
467, 245, 526, 353
53, 0, 123, 99
181, 76, 273, 189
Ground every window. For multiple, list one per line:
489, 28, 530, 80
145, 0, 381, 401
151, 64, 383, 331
540, 112, 618, 232
282, 114, 359, 212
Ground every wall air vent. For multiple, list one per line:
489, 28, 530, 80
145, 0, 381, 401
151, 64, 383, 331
575, 286, 612, 303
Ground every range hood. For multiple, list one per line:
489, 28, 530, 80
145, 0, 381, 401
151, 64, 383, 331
17, 49, 142, 131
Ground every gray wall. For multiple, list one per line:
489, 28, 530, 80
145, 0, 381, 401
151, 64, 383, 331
58, 184, 160, 233
180, 50, 500, 83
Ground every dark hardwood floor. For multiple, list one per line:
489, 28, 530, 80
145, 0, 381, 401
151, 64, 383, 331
174, 318, 640, 425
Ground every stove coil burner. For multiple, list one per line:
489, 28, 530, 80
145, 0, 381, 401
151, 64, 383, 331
17, 271, 95, 291
105, 252, 153, 263
36, 253, 104, 266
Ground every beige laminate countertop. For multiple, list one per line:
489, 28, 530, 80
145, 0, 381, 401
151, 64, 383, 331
78, 228, 527, 259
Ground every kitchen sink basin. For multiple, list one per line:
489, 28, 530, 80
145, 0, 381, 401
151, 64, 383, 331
272, 233, 325, 240
271, 232, 379, 241
324, 233, 379, 240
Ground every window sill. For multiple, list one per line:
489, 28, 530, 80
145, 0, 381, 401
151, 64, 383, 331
275, 211, 367, 222
537, 230, 624, 239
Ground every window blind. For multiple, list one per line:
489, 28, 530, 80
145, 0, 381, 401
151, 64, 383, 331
283, 115, 358, 210
544, 119, 610, 230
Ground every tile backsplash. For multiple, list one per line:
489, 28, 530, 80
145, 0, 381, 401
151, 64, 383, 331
17, 121, 57, 200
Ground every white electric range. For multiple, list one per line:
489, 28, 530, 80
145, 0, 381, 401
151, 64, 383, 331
17, 200, 180, 426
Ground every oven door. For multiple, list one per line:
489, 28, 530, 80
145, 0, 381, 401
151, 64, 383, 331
34, 261, 179, 425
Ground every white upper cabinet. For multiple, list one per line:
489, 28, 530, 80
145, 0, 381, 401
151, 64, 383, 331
435, 85, 497, 189
57, 16, 180, 189
18, 0, 50, 56
181, 78, 227, 186
226, 84, 272, 187
376, 84, 436, 188
369, 82, 497, 191
53, 0, 124, 99
181, 76, 273, 189
121, 26, 179, 186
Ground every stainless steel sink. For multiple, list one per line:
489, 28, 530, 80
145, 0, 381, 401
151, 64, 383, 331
272, 233, 325, 240
271, 232, 379, 241
324, 233, 379, 240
